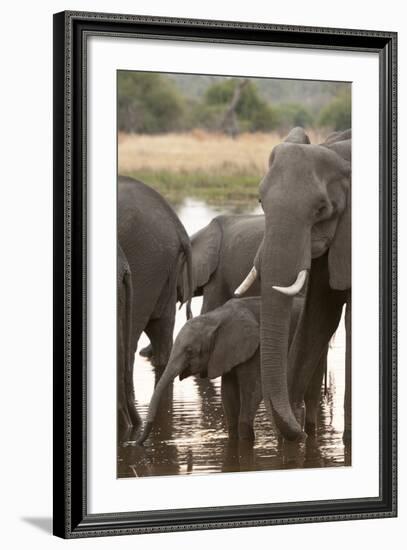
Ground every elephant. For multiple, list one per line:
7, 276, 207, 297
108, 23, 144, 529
118, 176, 193, 428
177, 214, 264, 314
136, 296, 304, 444
117, 245, 140, 429
140, 213, 264, 359
324, 128, 351, 145
237, 127, 351, 442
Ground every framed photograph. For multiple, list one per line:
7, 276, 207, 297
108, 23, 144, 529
53, 11, 397, 538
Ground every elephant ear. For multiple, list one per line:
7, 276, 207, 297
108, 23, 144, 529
268, 127, 310, 166
323, 141, 352, 291
207, 302, 259, 379
328, 177, 351, 291
178, 219, 222, 303
324, 129, 352, 146
190, 218, 222, 291
284, 127, 310, 144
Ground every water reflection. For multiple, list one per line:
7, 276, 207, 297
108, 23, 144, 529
117, 197, 349, 477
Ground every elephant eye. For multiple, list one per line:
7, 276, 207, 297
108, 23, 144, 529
315, 204, 328, 219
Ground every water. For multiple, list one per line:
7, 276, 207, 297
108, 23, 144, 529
117, 198, 350, 478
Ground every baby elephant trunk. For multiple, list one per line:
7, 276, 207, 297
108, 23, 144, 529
136, 355, 184, 445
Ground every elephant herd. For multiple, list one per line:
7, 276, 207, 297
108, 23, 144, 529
118, 127, 352, 447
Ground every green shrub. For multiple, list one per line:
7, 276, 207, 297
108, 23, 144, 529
118, 72, 186, 133
318, 90, 351, 130
187, 103, 226, 131
275, 102, 314, 129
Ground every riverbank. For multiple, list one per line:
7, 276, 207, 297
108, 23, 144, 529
118, 129, 327, 207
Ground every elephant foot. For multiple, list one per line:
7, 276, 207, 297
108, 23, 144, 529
139, 343, 153, 358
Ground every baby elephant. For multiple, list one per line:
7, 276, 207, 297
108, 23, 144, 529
137, 297, 301, 443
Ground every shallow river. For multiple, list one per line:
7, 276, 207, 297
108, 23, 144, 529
117, 198, 350, 478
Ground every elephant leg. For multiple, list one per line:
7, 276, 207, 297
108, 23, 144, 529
118, 403, 132, 430
343, 296, 352, 442
118, 299, 141, 429
124, 354, 141, 427
139, 342, 153, 358
288, 254, 346, 424
117, 354, 133, 430
221, 372, 240, 439
200, 280, 227, 314
145, 302, 176, 369
304, 347, 327, 436
237, 358, 262, 441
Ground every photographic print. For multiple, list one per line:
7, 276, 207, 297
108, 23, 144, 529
54, 12, 396, 537
117, 71, 352, 478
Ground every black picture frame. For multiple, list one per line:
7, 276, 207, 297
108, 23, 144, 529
53, 10, 397, 538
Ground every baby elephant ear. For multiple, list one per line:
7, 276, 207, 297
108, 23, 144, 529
329, 182, 351, 290
284, 127, 311, 144
207, 305, 259, 380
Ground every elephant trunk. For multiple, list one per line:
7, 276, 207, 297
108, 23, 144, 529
260, 214, 310, 441
261, 288, 304, 440
136, 352, 185, 445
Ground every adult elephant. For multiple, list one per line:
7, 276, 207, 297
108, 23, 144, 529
178, 214, 264, 313
237, 127, 351, 441
118, 176, 193, 427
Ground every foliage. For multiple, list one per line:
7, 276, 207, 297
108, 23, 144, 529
117, 71, 351, 135
117, 72, 185, 133
275, 102, 314, 130
318, 89, 351, 131
203, 79, 280, 131
187, 103, 226, 131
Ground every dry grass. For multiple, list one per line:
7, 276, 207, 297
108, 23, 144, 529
117, 129, 329, 209
118, 129, 327, 175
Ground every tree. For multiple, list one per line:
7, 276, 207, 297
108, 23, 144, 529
219, 79, 249, 137
117, 72, 186, 133
204, 78, 280, 132
275, 102, 314, 130
318, 89, 351, 131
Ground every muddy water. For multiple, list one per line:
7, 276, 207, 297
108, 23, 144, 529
117, 198, 350, 478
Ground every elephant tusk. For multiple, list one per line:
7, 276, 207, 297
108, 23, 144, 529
272, 270, 307, 296
234, 267, 257, 296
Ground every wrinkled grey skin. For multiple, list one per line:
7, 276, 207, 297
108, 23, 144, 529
178, 215, 264, 313
141, 214, 264, 360
136, 296, 304, 444
117, 245, 141, 429
253, 127, 351, 441
324, 128, 351, 145
118, 176, 193, 426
